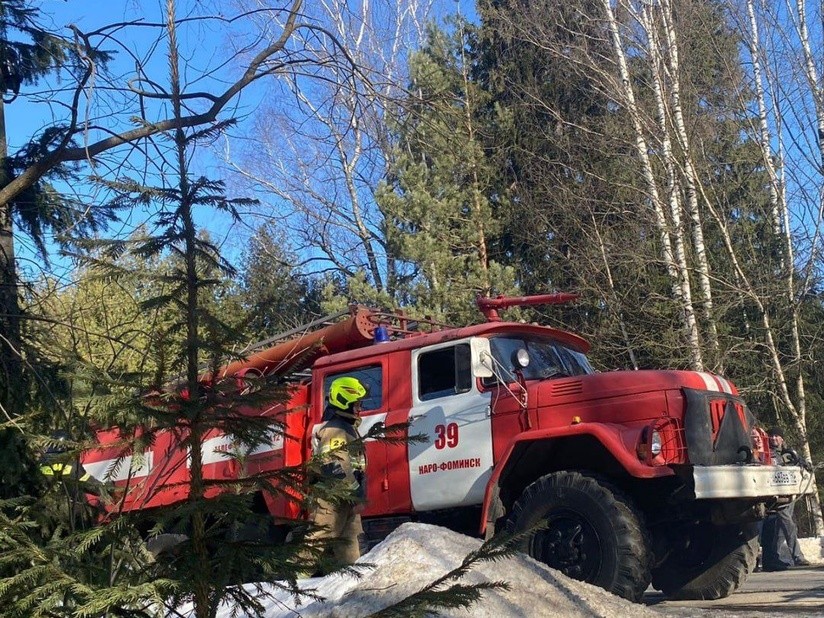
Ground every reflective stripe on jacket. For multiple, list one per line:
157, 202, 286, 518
40, 462, 92, 482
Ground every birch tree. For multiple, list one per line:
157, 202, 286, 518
230, 0, 434, 301
650, 0, 721, 366
727, 0, 824, 532
623, 0, 704, 371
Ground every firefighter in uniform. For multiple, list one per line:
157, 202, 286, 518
38, 431, 106, 532
39, 431, 103, 492
306, 376, 368, 567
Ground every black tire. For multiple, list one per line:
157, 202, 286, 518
651, 523, 758, 600
507, 471, 651, 602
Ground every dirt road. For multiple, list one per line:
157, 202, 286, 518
644, 566, 824, 616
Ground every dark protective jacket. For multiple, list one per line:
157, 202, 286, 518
311, 408, 367, 502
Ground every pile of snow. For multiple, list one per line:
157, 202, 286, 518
181, 523, 665, 617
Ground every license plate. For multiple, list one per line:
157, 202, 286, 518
769, 469, 799, 486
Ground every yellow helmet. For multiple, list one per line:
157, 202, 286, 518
328, 376, 368, 412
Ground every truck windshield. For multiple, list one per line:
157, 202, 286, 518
485, 335, 594, 384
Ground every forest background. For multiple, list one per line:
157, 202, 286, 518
1, 0, 824, 613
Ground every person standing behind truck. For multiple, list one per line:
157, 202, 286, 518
760, 427, 811, 571
304, 376, 369, 570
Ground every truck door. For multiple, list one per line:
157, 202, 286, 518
408, 341, 493, 511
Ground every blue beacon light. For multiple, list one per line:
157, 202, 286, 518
373, 324, 390, 343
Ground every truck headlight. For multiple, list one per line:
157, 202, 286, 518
638, 419, 685, 465
650, 430, 663, 456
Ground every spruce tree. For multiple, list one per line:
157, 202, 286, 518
0, 3, 349, 614
237, 223, 322, 338
0, 0, 114, 499
377, 20, 517, 325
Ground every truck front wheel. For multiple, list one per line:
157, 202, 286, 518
651, 522, 758, 600
507, 471, 651, 602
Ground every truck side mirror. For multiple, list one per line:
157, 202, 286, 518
470, 337, 494, 378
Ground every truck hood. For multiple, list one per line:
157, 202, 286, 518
529, 369, 750, 465
533, 369, 737, 405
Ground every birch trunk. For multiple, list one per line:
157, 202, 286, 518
694, 174, 824, 534
657, 0, 720, 369
780, 0, 823, 534
744, 0, 783, 241
338, 108, 385, 292
639, 3, 701, 371
602, 0, 703, 370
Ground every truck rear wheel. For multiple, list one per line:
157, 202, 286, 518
651, 523, 758, 600
507, 471, 651, 602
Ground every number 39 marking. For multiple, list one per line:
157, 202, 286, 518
434, 423, 459, 449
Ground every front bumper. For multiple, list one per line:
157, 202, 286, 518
692, 464, 812, 500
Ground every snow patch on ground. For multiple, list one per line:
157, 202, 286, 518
181, 523, 664, 617
797, 537, 824, 564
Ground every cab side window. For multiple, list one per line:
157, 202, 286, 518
418, 344, 471, 401
323, 365, 383, 412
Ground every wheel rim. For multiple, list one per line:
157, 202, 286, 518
531, 508, 602, 582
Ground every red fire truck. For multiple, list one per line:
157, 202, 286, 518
82, 294, 811, 602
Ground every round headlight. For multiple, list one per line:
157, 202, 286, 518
514, 348, 530, 369
650, 430, 663, 456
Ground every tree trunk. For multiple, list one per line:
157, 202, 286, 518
601, 0, 703, 370
591, 211, 638, 369
339, 110, 385, 292
0, 98, 22, 421
640, 3, 701, 373
168, 1, 211, 613
780, 0, 823, 535
657, 0, 720, 370
0, 95, 32, 499
698, 175, 824, 535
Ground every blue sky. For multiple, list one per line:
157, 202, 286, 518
8, 0, 474, 283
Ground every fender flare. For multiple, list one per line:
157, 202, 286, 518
478, 423, 674, 536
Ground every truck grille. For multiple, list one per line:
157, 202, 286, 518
682, 388, 755, 466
